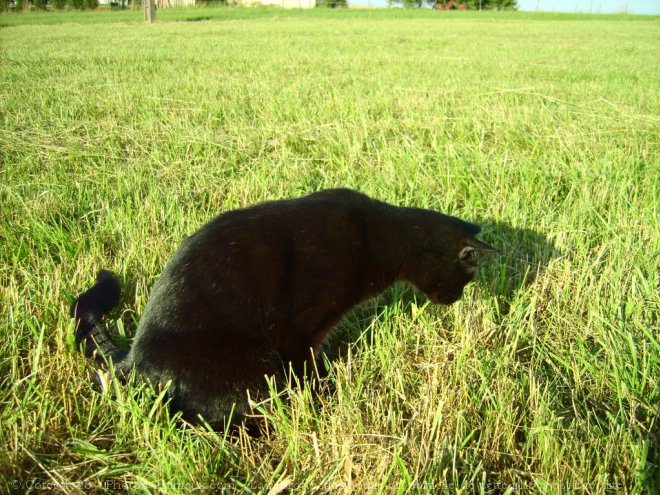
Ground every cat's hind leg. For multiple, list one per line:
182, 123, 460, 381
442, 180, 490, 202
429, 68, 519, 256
138, 339, 286, 434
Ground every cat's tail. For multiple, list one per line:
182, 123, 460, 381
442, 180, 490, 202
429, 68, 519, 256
70, 270, 127, 366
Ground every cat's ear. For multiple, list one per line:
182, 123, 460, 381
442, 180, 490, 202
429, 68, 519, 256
459, 238, 497, 262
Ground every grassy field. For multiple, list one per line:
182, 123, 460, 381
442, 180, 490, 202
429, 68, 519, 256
1, 6, 658, 494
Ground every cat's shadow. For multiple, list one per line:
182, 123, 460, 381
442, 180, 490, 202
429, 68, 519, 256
320, 219, 561, 365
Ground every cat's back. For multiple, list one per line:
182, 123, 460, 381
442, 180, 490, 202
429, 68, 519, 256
183, 188, 375, 247
207, 188, 372, 227
138, 189, 382, 324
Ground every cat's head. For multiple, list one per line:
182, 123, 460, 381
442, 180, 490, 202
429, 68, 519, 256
403, 211, 496, 305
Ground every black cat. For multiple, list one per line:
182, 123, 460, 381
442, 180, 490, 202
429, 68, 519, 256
71, 188, 495, 430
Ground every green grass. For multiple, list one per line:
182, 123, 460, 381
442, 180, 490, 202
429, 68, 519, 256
1, 6, 659, 494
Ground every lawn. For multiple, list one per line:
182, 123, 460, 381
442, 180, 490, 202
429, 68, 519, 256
1, 6, 658, 494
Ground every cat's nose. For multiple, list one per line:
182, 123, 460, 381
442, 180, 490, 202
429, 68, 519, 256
430, 291, 462, 305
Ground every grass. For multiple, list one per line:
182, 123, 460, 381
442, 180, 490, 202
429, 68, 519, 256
1, 6, 659, 494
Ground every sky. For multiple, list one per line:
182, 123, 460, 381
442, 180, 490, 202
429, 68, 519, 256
517, 0, 660, 15
348, 0, 660, 14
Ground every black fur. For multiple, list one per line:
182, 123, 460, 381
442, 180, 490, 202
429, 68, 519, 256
70, 269, 126, 365
70, 189, 495, 430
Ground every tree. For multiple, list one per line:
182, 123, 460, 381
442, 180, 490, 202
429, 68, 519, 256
390, 0, 517, 8
318, 0, 348, 6
465, 0, 517, 8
